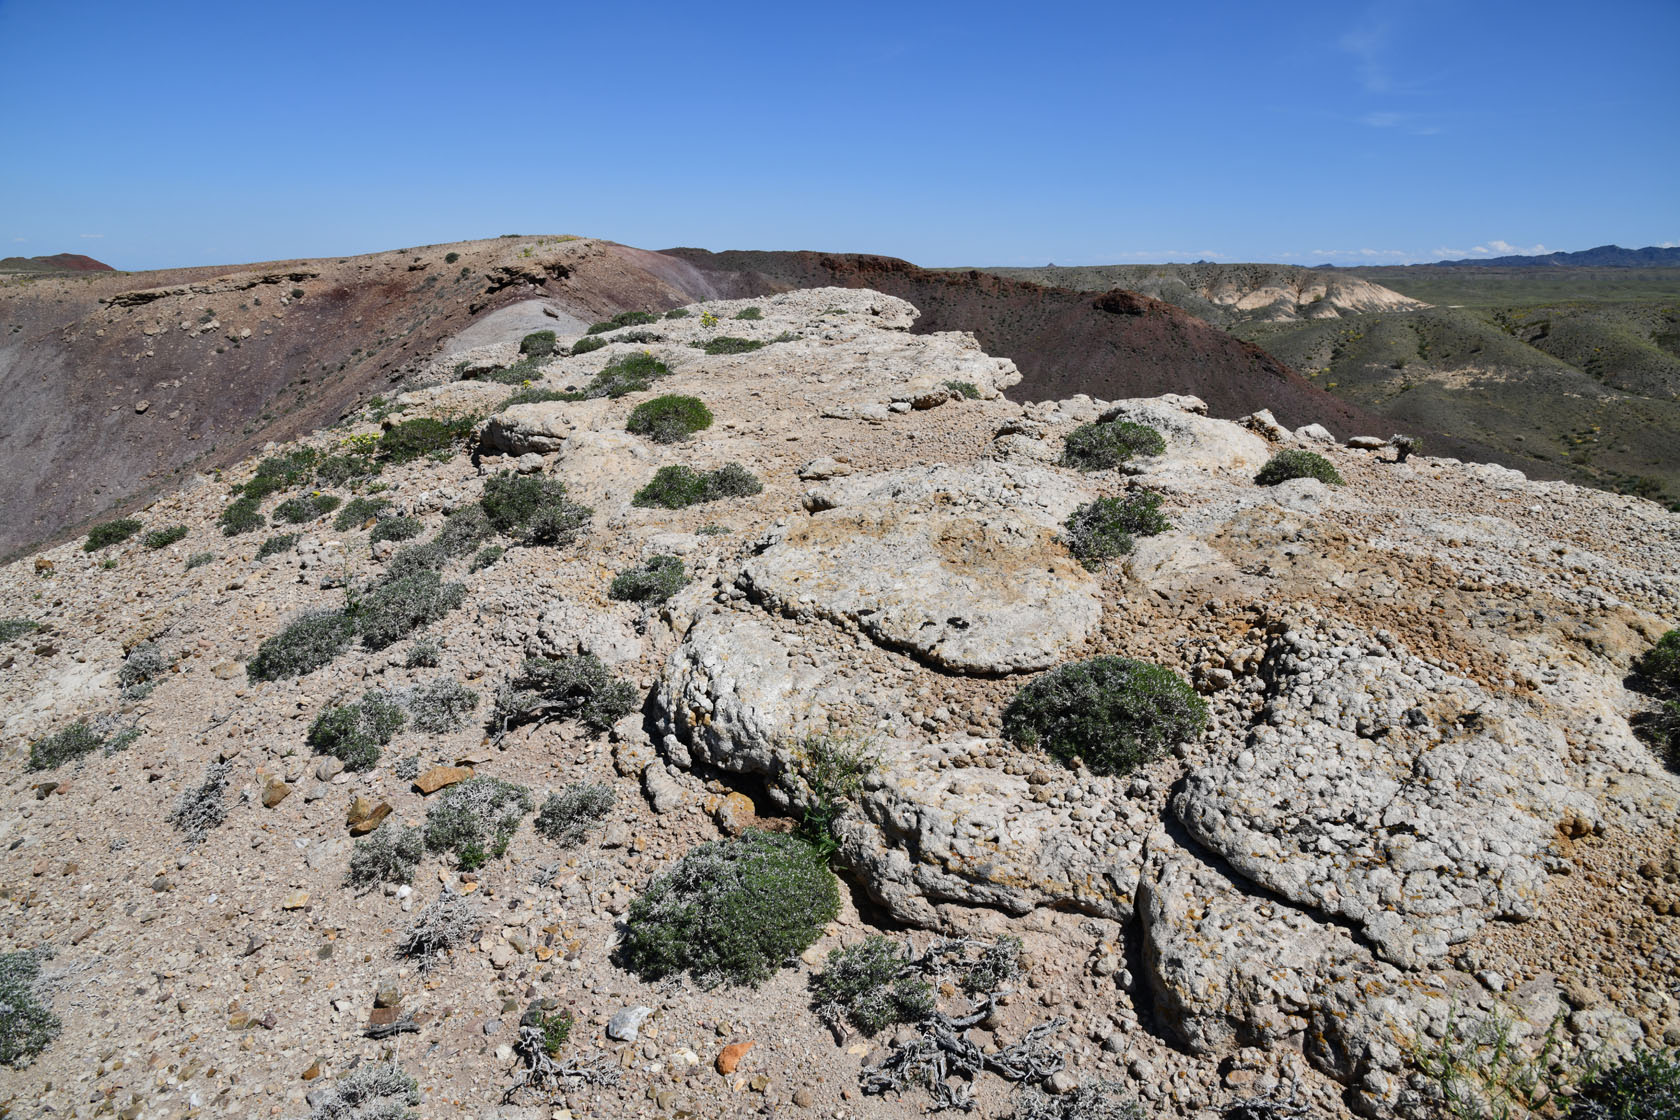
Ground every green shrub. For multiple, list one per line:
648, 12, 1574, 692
0, 949, 60, 1067
382, 540, 449, 582
405, 677, 479, 733
608, 555, 687, 604
519, 330, 558, 358
631, 463, 761, 509
1255, 448, 1344, 486
142, 525, 189, 549
788, 731, 878, 856
169, 760, 232, 844
314, 452, 380, 487
534, 783, 616, 847
444, 251, 460, 264
257, 532, 300, 559
586, 310, 659, 334
1632, 630, 1680, 763
307, 691, 406, 771
734, 306, 763, 320
185, 551, 215, 570
298, 1061, 419, 1120
424, 777, 533, 870
273, 493, 342, 524
620, 830, 840, 988
247, 610, 354, 681
27, 721, 105, 770
219, 496, 265, 536
1003, 656, 1207, 776
665, 308, 690, 319
353, 568, 465, 651
380, 416, 476, 463
251, 447, 319, 487
119, 641, 169, 691
370, 515, 423, 543
0, 618, 38, 645
581, 351, 671, 398
479, 472, 591, 546
627, 395, 714, 444
348, 821, 424, 890
405, 637, 441, 668
493, 654, 638, 736
470, 545, 504, 572
237, 473, 291, 503
83, 519, 141, 552
470, 356, 541, 385
570, 335, 608, 356
1568, 1048, 1680, 1120
945, 380, 981, 400
1063, 491, 1171, 570
538, 1010, 574, 1056
1391, 433, 1422, 464
1061, 420, 1166, 472
811, 936, 936, 1036
1012, 1083, 1144, 1120
700, 336, 763, 356
334, 495, 391, 530
501, 386, 571, 409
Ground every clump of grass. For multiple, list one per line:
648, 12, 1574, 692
586, 310, 659, 335
534, 783, 617, 846
1061, 419, 1166, 472
631, 463, 761, 509
1255, 449, 1344, 486
83, 519, 141, 552
787, 731, 879, 856
608, 555, 687, 604
348, 821, 424, 890
307, 690, 406, 771
492, 654, 638, 737
733, 306, 763, 320
379, 415, 477, 463
257, 532, 299, 560
519, 329, 558, 358
247, 610, 355, 682
479, 472, 591, 546
698, 336, 763, 356
1003, 656, 1206, 776
333, 495, 391, 530
0, 949, 60, 1067
811, 936, 936, 1036
627, 394, 713, 443
273, 493, 342, 524
1062, 491, 1171, 570
620, 830, 841, 988
142, 525, 189, 549
424, 777, 534, 870
370, 515, 423, 544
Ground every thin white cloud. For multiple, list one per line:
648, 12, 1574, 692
80, 233, 104, 239
1311, 248, 1413, 259
1472, 240, 1548, 256
1657, 240, 1678, 248
1361, 111, 1405, 128
1338, 17, 1393, 95
10, 237, 24, 243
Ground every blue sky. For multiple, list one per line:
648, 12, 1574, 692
2, 0, 1675, 270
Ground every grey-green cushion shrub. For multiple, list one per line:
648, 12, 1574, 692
492, 654, 637, 736
1012, 1082, 1144, 1120
1063, 491, 1171, 570
478, 472, 591, 546
570, 334, 608, 356
256, 532, 299, 560
534, 783, 616, 847
369, 515, 423, 543
119, 641, 170, 690
621, 830, 840, 988
631, 463, 761, 509
251, 446, 319, 486
1002, 656, 1207, 776
945, 380, 980, 400
382, 540, 448, 582
307, 691, 406, 771
333, 495, 391, 531
404, 637, 441, 669
1061, 420, 1166, 472
626, 394, 714, 444
733, 306, 763, 320
353, 569, 465, 651
424, 777, 533, 870
0, 949, 60, 1067
1567, 1047, 1680, 1120
185, 551, 215, 570
27, 721, 105, 771
519, 329, 558, 358
83, 519, 142, 552
273, 493, 342, 524
379, 416, 476, 463
219, 495, 265, 536
435, 504, 496, 556
299, 1060, 420, 1120
313, 452, 380, 487
0, 618, 37, 645
699, 336, 763, 355
608, 555, 686, 604
500, 386, 571, 409
405, 677, 479, 733
169, 760, 232, 844
247, 609, 355, 681
581, 351, 671, 398
586, 310, 659, 334
398, 893, 478, 964
1632, 630, 1680, 761
665, 307, 690, 319
1255, 448, 1344, 486
810, 936, 936, 1036
142, 525, 189, 550
469, 545, 503, 572
348, 821, 424, 890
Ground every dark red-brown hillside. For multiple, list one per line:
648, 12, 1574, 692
0, 253, 116, 273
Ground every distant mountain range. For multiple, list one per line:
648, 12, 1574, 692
1421, 245, 1680, 269
0, 252, 116, 274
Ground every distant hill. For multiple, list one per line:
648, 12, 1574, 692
1425, 245, 1680, 269
0, 252, 116, 274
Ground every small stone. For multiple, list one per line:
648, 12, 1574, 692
262, 778, 292, 808
483, 1018, 502, 1036
716, 1041, 755, 1075
714, 791, 755, 835
1048, 1070, 1079, 1095
608, 1006, 653, 1042
301, 1060, 321, 1080
414, 765, 473, 794
211, 662, 240, 680
347, 798, 393, 835
374, 979, 401, 1009
135, 400, 150, 414
281, 890, 309, 910
793, 1088, 815, 1109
